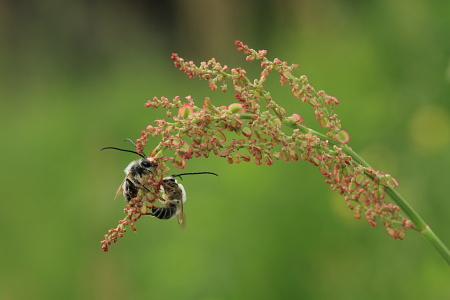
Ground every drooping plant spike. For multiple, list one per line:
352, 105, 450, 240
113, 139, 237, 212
101, 41, 450, 265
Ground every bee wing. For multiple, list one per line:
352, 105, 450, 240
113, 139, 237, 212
114, 178, 126, 200
115, 169, 133, 201
177, 212, 186, 228
177, 201, 186, 229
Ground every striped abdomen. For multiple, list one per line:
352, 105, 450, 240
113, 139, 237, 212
150, 203, 178, 220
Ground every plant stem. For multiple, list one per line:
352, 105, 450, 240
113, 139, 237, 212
385, 187, 450, 265
283, 120, 450, 265
420, 225, 450, 265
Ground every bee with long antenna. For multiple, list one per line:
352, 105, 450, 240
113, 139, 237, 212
150, 172, 218, 228
101, 138, 157, 202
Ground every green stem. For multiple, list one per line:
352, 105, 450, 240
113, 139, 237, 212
421, 225, 450, 265
384, 186, 450, 265
281, 119, 450, 265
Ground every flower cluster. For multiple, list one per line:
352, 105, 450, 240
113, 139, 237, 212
100, 160, 169, 252
101, 41, 414, 251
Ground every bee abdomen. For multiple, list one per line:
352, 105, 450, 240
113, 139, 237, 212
123, 179, 139, 202
150, 205, 177, 220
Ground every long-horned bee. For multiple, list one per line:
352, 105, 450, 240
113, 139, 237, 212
150, 172, 218, 228
101, 139, 157, 202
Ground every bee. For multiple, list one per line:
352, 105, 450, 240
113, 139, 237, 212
101, 139, 157, 202
150, 172, 218, 228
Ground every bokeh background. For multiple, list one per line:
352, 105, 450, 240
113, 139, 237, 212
1, 0, 450, 299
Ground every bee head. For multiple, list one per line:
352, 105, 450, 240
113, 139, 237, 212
139, 158, 157, 170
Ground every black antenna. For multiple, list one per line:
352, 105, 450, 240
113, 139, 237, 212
100, 138, 146, 159
171, 172, 218, 180
124, 138, 137, 148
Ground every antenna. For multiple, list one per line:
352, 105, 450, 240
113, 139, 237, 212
124, 138, 138, 148
100, 138, 146, 159
171, 172, 218, 180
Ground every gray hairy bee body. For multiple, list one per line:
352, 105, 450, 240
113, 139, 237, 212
149, 176, 186, 227
148, 172, 218, 228
119, 157, 156, 202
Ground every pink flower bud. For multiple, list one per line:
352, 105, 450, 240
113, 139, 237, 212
180, 141, 191, 152
228, 103, 245, 114
214, 130, 226, 143
334, 130, 350, 144
289, 113, 303, 125
178, 103, 194, 119
173, 154, 186, 169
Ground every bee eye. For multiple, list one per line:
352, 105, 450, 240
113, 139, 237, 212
140, 160, 154, 168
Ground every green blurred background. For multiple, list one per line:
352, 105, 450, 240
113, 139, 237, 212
1, 0, 450, 299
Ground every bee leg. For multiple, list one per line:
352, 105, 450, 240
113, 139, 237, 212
133, 179, 144, 188
132, 179, 152, 193
146, 205, 159, 218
